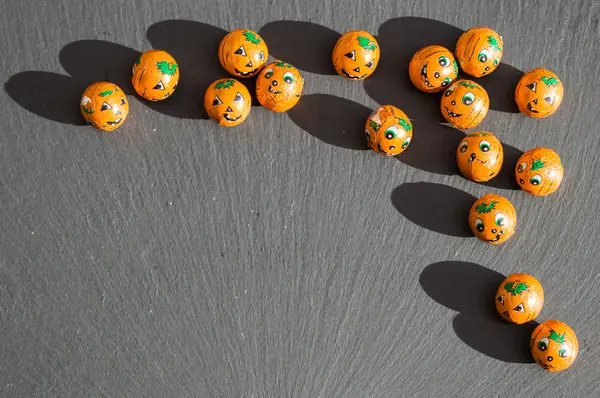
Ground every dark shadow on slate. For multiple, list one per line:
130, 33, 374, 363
258, 21, 340, 75
364, 17, 524, 119
287, 94, 371, 150
4, 71, 86, 125
420, 261, 537, 363
391, 182, 475, 237
467, 143, 524, 191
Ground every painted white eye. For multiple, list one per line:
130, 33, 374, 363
234, 45, 246, 56
263, 68, 274, 79
558, 344, 571, 358
444, 85, 455, 97
344, 50, 356, 61
495, 212, 505, 227
100, 101, 112, 111
153, 81, 165, 90
459, 141, 468, 153
479, 140, 491, 152
259, 51, 264, 61
384, 125, 399, 139
283, 72, 294, 84
478, 48, 490, 63
233, 92, 244, 102
537, 337, 549, 351
517, 162, 527, 173
212, 95, 223, 106
530, 174, 542, 185
497, 295, 504, 305
401, 136, 411, 149
474, 218, 484, 232
513, 303, 524, 312
365, 59, 374, 69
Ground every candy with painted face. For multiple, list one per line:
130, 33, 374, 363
80, 82, 129, 132
456, 131, 503, 182
515, 68, 563, 118
469, 194, 516, 244
365, 105, 412, 156
441, 80, 489, 129
218, 29, 268, 78
332, 30, 380, 80
515, 148, 563, 196
531, 320, 579, 372
495, 273, 544, 324
203, 78, 251, 126
256, 60, 304, 112
409, 45, 459, 93
132, 50, 179, 101
455, 26, 503, 77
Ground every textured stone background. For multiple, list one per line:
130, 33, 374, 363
2, 0, 600, 396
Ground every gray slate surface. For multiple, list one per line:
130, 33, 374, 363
2, 0, 600, 396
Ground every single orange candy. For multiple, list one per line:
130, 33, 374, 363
218, 29, 269, 78
256, 60, 304, 112
456, 131, 503, 182
455, 26, 503, 77
531, 320, 579, 372
515, 148, 564, 196
365, 105, 412, 156
203, 78, 251, 126
332, 30, 380, 80
409, 45, 459, 93
441, 80, 489, 129
495, 273, 544, 324
132, 50, 179, 101
80, 82, 129, 132
468, 194, 516, 244
515, 68, 563, 118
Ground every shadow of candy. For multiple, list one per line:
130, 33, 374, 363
420, 261, 538, 363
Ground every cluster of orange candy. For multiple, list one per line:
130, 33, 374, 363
78, 25, 576, 371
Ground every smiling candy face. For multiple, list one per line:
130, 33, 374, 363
218, 29, 268, 78
80, 82, 129, 132
365, 105, 412, 156
255, 61, 304, 112
409, 45, 459, 93
132, 50, 179, 101
469, 194, 516, 244
515, 68, 563, 118
455, 26, 503, 77
515, 148, 564, 196
441, 80, 489, 129
456, 131, 503, 182
531, 320, 579, 372
203, 78, 251, 126
495, 273, 544, 324
332, 30, 380, 80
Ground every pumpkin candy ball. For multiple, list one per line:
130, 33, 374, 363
515, 68, 563, 118
455, 26, 503, 77
441, 80, 489, 129
80, 82, 129, 132
332, 30, 380, 80
203, 78, 251, 126
256, 60, 304, 112
515, 148, 564, 196
218, 29, 268, 78
495, 273, 544, 324
365, 105, 412, 156
408, 45, 459, 93
132, 50, 179, 101
469, 193, 516, 244
531, 320, 579, 372
456, 131, 503, 182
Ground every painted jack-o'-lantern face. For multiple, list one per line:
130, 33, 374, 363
515, 148, 564, 196
256, 61, 304, 112
515, 68, 563, 118
332, 30, 380, 80
469, 194, 516, 244
495, 273, 544, 324
455, 26, 503, 77
408, 45, 459, 93
531, 320, 579, 372
218, 29, 268, 78
203, 78, 251, 126
457, 131, 503, 182
441, 80, 489, 129
132, 50, 179, 101
80, 82, 129, 132
365, 105, 412, 156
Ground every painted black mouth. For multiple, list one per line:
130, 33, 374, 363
223, 113, 241, 122
268, 85, 281, 94
535, 357, 553, 370
234, 67, 258, 77
468, 153, 487, 164
420, 63, 433, 87
487, 232, 504, 243
106, 118, 122, 125
527, 102, 539, 113
444, 107, 462, 118
341, 68, 367, 79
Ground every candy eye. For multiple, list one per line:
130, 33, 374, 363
365, 129, 371, 141
100, 101, 112, 111
459, 141, 468, 153
385, 125, 399, 139
462, 92, 475, 105
441, 78, 452, 87
526, 82, 537, 92
544, 96, 554, 105
513, 303, 524, 312
558, 344, 571, 358
474, 218, 484, 232
259, 51, 264, 61
234, 46, 246, 56
401, 136, 411, 149
283, 72, 294, 84
537, 337, 549, 351
263, 68, 274, 79
438, 55, 450, 67
121, 97, 127, 105
345, 50, 356, 61
530, 175, 542, 185
497, 295, 504, 305
495, 212, 505, 227
517, 162, 527, 173
444, 85, 455, 97
212, 95, 223, 106
233, 92, 244, 102
365, 60, 374, 69
493, 59, 499, 66
479, 140, 491, 152
153, 81, 165, 90
478, 49, 490, 63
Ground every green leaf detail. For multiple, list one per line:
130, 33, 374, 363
504, 281, 529, 296
541, 76, 559, 87
397, 118, 412, 132
157, 61, 178, 75
82, 106, 94, 115
471, 131, 490, 137
531, 159, 545, 171
549, 330, 566, 344
357, 35, 377, 51
475, 200, 497, 214
369, 120, 380, 131
214, 79, 235, 89
275, 61, 293, 68
243, 31, 261, 45
135, 56, 141, 66
98, 90, 113, 97
453, 59, 458, 76
487, 36, 502, 52
458, 81, 478, 89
